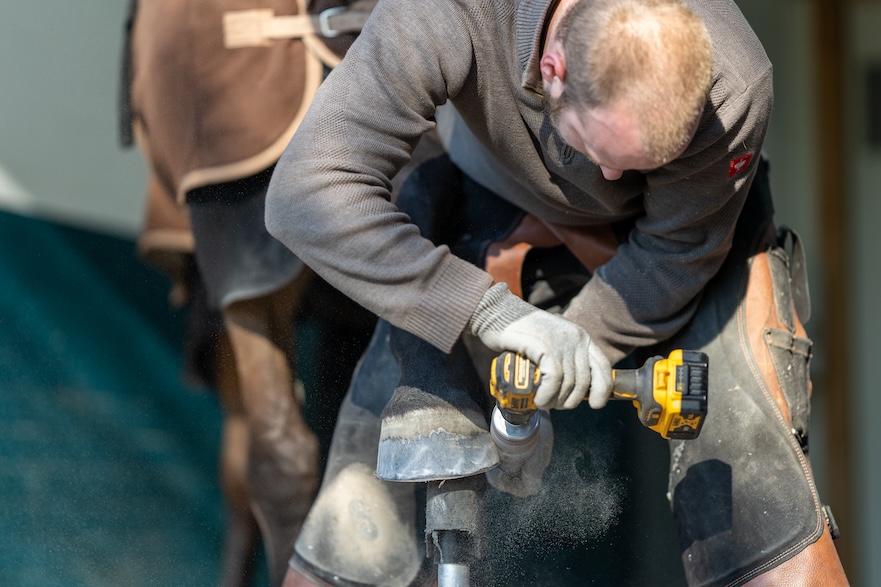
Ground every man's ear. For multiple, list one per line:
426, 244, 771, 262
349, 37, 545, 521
540, 49, 566, 99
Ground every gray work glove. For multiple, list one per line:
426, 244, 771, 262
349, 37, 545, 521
465, 283, 612, 410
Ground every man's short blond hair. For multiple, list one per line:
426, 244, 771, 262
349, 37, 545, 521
558, 0, 713, 164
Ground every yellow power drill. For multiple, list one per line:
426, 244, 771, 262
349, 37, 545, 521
490, 349, 709, 440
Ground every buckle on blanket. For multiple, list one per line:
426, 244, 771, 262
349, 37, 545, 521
318, 7, 348, 38
223, 9, 275, 48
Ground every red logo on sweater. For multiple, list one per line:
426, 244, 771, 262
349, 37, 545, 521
728, 153, 753, 177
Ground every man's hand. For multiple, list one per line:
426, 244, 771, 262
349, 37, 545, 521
466, 283, 612, 409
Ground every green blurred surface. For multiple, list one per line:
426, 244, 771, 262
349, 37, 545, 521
0, 210, 231, 586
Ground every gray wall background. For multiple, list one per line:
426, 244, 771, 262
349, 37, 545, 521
848, 4, 881, 586
0, 2, 147, 235
1, 1, 877, 584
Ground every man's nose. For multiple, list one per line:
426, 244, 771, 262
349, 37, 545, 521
600, 166, 623, 181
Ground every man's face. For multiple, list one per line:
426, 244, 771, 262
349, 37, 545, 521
549, 96, 662, 181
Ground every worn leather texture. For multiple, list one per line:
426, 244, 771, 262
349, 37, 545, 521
292, 321, 426, 587
661, 160, 826, 586
740, 528, 847, 586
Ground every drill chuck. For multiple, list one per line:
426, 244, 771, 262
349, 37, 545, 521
490, 406, 542, 474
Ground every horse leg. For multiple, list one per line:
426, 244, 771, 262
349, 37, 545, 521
222, 272, 320, 587
214, 328, 261, 587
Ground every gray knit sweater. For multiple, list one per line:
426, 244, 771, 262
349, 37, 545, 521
266, 0, 772, 365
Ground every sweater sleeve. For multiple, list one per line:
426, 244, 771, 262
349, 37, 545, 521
564, 67, 773, 365
265, 0, 493, 353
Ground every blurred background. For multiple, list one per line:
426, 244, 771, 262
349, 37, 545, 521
0, 1, 878, 586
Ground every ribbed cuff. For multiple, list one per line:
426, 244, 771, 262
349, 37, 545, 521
403, 254, 494, 353
465, 282, 533, 340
